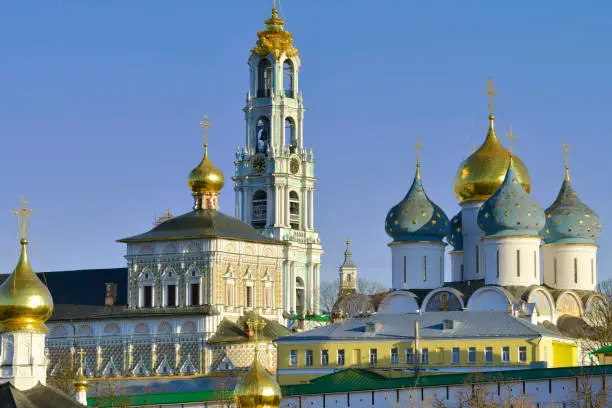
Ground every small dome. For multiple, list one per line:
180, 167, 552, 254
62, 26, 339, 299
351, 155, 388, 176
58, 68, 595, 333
188, 144, 225, 195
542, 168, 601, 244
234, 351, 281, 408
0, 238, 53, 334
385, 164, 450, 243
448, 212, 464, 251
454, 115, 531, 203
477, 158, 545, 237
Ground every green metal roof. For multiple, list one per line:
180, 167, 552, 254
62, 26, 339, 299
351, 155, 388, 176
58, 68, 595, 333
590, 345, 612, 355
88, 389, 231, 407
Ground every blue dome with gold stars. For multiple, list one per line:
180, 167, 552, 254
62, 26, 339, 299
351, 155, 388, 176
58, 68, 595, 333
477, 158, 545, 237
542, 168, 601, 244
448, 212, 463, 251
385, 164, 450, 243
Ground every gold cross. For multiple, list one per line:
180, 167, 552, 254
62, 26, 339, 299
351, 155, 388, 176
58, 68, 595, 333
199, 115, 212, 146
562, 138, 571, 169
246, 313, 267, 343
13, 196, 33, 240
414, 136, 423, 165
345, 237, 350, 245
506, 125, 517, 155
483, 77, 497, 115
77, 348, 87, 367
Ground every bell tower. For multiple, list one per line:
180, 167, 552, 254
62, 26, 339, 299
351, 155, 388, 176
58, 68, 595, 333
234, 7, 323, 315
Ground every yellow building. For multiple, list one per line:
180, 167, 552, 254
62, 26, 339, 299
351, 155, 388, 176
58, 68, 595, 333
275, 311, 577, 385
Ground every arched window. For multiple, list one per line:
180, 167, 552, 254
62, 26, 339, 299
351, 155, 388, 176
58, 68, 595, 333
289, 191, 300, 230
295, 277, 305, 315
283, 59, 294, 97
252, 190, 267, 229
255, 117, 270, 154
285, 117, 297, 152
257, 59, 272, 97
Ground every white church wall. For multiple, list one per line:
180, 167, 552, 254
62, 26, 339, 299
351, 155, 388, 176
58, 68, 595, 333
481, 236, 541, 287
459, 202, 485, 281
542, 244, 598, 291
377, 291, 420, 314
467, 287, 512, 311
391, 242, 445, 290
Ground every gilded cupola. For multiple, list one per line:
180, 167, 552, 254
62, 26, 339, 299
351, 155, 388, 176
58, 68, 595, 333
477, 155, 545, 238
188, 116, 225, 210
542, 142, 601, 244
234, 315, 281, 408
385, 139, 450, 243
454, 79, 531, 203
252, 7, 298, 60
0, 198, 53, 334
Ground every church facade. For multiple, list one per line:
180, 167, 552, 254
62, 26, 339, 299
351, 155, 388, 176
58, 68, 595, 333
43, 7, 322, 380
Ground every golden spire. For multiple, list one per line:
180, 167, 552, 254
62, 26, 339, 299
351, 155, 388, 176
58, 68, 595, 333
0, 197, 53, 334
74, 349, 88, 394
188, 114, 225, 202
252, 4, 298, 60
483, 77, 497, 116
414, 136, 423, 179
563, 138, 571, 181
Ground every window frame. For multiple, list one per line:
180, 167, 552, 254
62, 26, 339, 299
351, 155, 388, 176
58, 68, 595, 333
305, 349, 313, 367
337, 349, 345, 366
502, 346, 510, 363
485, 347, 493, 363
369, 348, 378, 365
390, 347, 399, 365
518, 346, 527, 363
421, 348, 429, 364
321, 349, 329, 366
289, 350, 298, 367
468, 347, 476, 364
452, 347, 460, 364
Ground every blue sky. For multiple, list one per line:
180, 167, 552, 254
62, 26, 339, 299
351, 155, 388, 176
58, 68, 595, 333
1, 1, 611, 286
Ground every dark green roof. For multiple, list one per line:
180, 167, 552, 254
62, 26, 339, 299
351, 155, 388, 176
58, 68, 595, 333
207, 312, 290, 344
591, 345, 612, 355
119, 209, 282, 244
282, 365, 612, 397
88, 389, 231, 407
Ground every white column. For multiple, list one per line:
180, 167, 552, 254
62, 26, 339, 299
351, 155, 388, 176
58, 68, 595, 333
313, 264, 320, 314
0, 332, 49, 390
309, 189, 314, 230
266, 185, 272, 228
235, 188, 240, 219
290, 262, 296, 313
460, 202, 485, 281
301, 189, 307, 230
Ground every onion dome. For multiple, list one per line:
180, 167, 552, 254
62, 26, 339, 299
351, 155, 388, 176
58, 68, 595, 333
188, 143, 225, 196
454, 114, 531, 203
234, 349, 281, 408
448, 212, 464, 251
385, 162, 450, 243
477, 157, 545, 237
542, 159, 601, 244
0, 233, 53, 333
252, 8, 298, 60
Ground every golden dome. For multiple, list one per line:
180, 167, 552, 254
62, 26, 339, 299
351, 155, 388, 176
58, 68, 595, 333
454, 115, 531, 203
188, 144, 225, 195
234, 352, 281, 408
0, 238, 54, 334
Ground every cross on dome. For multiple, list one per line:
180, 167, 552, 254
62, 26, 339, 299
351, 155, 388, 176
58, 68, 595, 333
506, 125, 517, 156
13, 196, 33, 241
483, 77, 497, 115
563, 138, 571, 180
414, 136, 423, 165
199, 115, 212, 147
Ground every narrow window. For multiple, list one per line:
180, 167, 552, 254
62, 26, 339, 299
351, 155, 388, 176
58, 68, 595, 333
554, 258, 558, 284
468, 347, 476, 364
167, 284, 176, 307
251, 190, 267, 229
496, 250, 500, 277
390, 348, 399, 365
285, 118, 297, 152
257, 58, 272, 97
337, 349, 345, 366
191, 283, 200, 306
283, 59, 294, 97
321, 349, 329, 366
460, 264, 464, 281
305, 350, 313, 366
517, 250, 521, 277
591, 259, 595, 284
574, 258, 578, 284
405, 348, 414, 363
534, 250, 537, 277
289, 191, 300, 230
452, 347, 460, 364
423, 255, 427, 281
485, 347, 493, 363
476, 246, 480, 274
519, 346, 527, 363
369, 348, 378, 365
246, 286, 253, 308
289, 350, 298, 366
255, 117, 270, 154
403, 256, 407, 283
143, 285, 153, 308
502, 346, 510, 363
421, 348, 429, 364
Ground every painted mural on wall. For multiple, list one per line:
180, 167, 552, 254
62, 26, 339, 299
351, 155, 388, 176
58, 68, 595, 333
425, 291, 462, 312
532, 291, 553, 319
557, 293, 581, 318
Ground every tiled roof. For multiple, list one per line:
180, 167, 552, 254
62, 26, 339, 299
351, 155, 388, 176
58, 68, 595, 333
0, 268, 127, 307
49, 303, 218, 322
119, 209, 282, 244
276, 311, 564, 343
0, 382, 83, 408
